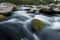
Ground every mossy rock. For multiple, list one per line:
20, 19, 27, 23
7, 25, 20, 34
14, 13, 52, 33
0, 15, 6, 20
31, 19, 45, 31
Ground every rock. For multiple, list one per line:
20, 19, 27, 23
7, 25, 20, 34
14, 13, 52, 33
40, 5, 51, 13
27, 8, 36, 13
56, 3, 60, 8
0, 15, 6, 20
25, 5, 32, 7
0, 3, 16, 16
20, 5, 32, 7
31, 19, 45, 31
48, 3, 56, 8
31, 15, 52, 31
54, 3, 60, 13
39, 3, 60, 14
52, 8, 60, 13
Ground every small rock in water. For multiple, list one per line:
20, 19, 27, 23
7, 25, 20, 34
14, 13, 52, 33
0, 15, 6, 20
31, 19, 45, 31
27, 8, 36, 13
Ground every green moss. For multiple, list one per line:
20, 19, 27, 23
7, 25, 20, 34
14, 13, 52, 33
0, 15, 6, 20
32, 19, 45, 31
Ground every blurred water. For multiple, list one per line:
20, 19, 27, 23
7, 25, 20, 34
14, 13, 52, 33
16, 7, 30, 11
12, 6, 60, 40
15, 7, 60, 40
0, 6, 60, 40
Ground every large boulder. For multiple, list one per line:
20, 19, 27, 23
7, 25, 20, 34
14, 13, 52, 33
48, 3, 56, 8
54, 3, 60, 13
39, 3, 60, 14
39, 5, 52, 14
56, 3, 60, 9
0, 3, 16, 16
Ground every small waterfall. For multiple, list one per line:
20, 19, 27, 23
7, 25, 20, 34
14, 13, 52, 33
12, 11, 32, 21
51, 22, 60, 30
34, 15, 53, 26
50, 16, 60, 30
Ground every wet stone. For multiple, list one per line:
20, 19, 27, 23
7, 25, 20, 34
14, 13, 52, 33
0, 3, 16, 16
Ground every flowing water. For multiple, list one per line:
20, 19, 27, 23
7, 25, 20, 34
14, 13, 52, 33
0, 6, 60, 40
13, 6, 60, 40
